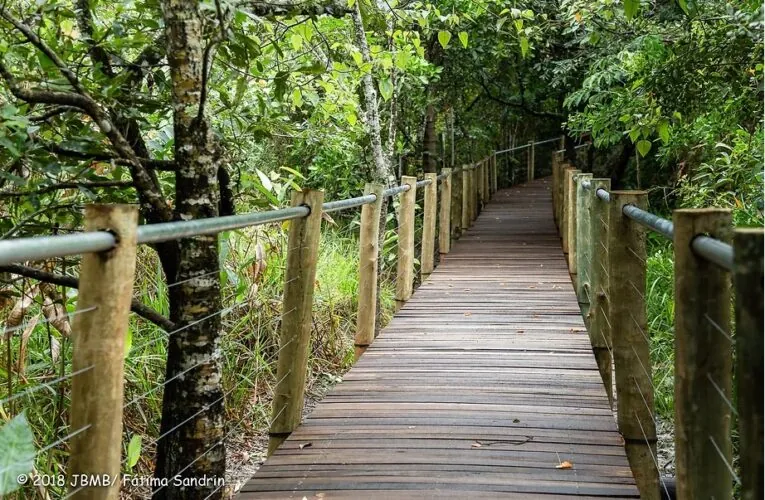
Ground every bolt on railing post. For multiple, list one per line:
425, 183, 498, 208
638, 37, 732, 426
395, 176, 417, 312
354, 183, 384, 360
734, 228, 764, 500
68, 205, 138, 500
608, 191, 659, 500
588, 178, 613, 407
565, 168, 581, 273
439, 169, 452, 255
269, 189, 325, 455
673, 209, 733, 500
421, 173, 437, 280
461, 165, 470, 231
575, 173, 593, 325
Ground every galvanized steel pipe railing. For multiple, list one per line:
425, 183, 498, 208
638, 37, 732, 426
583, 184, 734, 271
495, 135, 561, 155
0, 173, 453, 266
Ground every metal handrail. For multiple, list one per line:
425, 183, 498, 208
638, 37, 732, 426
0, 172, 449, 266
495, 135, 561, 155
585, 184, 734, 271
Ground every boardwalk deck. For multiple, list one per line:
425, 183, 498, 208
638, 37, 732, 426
239, 178, 639, 499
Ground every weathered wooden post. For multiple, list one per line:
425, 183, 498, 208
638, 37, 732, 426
461, 166, 470, 231
470, 163, 478, 226
526, 140, 534, 182
395, 176, 417, 311
491, 153, 497, 195
552, 154, 559, 227
421, 173, 437, 280
68, 205, 138, 500
483, 158, 490, 203
439, 169, 452, 255
477, 161, 485, 210
674, 209, 733, 500
354, 183, 384, 360
588, 178, 613, 406
608, 191, 659, 499
734, 228, 764, 500
558, 164, 571, 238
451, 167, 462, 241
269, 189, 325, 454
565, 168, 581, 272
575, 173, 593, 324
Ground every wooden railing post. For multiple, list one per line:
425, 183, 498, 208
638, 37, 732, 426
439, 169, 452, 255
395, 176, 416, 311
68, 205, 138, 500
483, 158, 489, 202
575, 173, 593, 324
734, 228, 764, 500
451, 168, 462, 240
552, 153, 559, 227
269, 189, 325, 454
565, 168, 581, 272
421, 173, 437, 279
674, 209, 733, 500
461, 166, 470, 231
526, 140, 534, 181
354, 183, 384, 360
588, 178, 613, 406
608, 191, 659, 500
558, 164, 571, 238
470, 163, 478, 226
491, 153, 497, 195
477, 161, 485, 210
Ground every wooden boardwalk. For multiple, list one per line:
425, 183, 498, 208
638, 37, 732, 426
240, 178, 639, 499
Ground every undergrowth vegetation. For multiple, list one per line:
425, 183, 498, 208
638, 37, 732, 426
1, 226, 394, 498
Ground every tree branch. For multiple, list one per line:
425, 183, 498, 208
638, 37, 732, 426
241, 0, 352, 17
44, 144, 176, 171
477, 77, 564, 119
0, 264, 175, 331
0, 180, 134, 198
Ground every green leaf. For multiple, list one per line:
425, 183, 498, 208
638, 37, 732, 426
624, 0, 639, 20
378, 78, 393, 101
124, 328, 132, 357
345, 110, 357, 126
514, 19, 523, 32
458, 31, 468, 48
0, 412, 35, 495
127, 435, 142, 469
291, 88, 303, 108
437, 31, 451, 49
290, 34, 302, 51
637, 140, 652, 157
677, 0, 689, 15
629, 128, 641, 142
519, 36, 529, 58
657, 121, 670, 144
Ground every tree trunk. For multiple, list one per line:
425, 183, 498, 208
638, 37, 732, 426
154, 1, 225, 498
422, 104, 437, 173
351, 2, 395, 335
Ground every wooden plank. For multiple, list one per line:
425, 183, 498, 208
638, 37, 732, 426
238, 178, 638, 499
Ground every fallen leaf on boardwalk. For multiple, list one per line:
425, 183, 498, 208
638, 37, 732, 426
299, 442, 312, 450
516, 330, 524, 333
471, 442, 482, 448
556, 461, 573, 469
464, 312, 472, 317
528, 286, 536, 289
512, 418, 521, 423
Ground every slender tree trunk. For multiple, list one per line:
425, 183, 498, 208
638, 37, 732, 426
154, 1, 225, 498
351, 2, 395, 334
422, 104, 437, 173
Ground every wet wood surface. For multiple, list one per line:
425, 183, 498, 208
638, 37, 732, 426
239, 178, 639, 499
